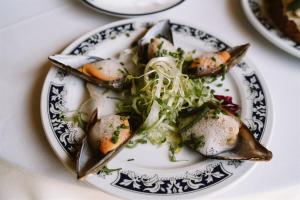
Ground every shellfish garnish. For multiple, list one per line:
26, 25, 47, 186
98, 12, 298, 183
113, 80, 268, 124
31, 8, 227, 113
49, 55, 128, 90
186, 44, 250, 77
76, 110, 142, 179
138, 20, 175, 64
179, 102, 272, 161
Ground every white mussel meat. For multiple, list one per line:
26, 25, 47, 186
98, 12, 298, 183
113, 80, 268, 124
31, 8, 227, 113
138, 20, 174, 64
76, 110, 142, 179
179, 103, 272, 161
49, 55, 128, 90
186, 44, 250, 77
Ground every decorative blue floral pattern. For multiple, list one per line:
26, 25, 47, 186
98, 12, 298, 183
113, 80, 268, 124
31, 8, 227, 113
113, 163, 231, 194
71, 23, 135, 55
244, 72, 266, 141
46, 21, 268, 194
171, 23, 228, 51
48, 83, 78, 156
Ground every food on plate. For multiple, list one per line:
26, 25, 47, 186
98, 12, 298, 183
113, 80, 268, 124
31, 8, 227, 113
137, 20, 174, 63
48, 55, 128, 90
179, 102, 272, 160
88, 114, 131, 155
79, 60, 127, 82
147, 37, 177, 60
49, 20, 272, 178
76, 110, 142, 179
187, 44, 249, 77
266, 0, 300, 43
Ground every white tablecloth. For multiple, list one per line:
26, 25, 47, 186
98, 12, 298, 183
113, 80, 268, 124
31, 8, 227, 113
1, 0, 300, 199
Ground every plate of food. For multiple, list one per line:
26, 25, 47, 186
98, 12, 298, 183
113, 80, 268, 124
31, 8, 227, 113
41, 18, 273, 199
241, 0, 300, 58
81, 0, 185, 17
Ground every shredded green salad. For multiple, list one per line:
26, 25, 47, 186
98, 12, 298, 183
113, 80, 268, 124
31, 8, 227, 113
62, 42, 220, 162
118, 46, 217, 161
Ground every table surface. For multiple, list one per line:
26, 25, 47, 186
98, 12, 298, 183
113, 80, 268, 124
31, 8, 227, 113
1, 0, 300, 199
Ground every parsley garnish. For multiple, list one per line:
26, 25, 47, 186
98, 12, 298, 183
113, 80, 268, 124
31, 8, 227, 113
127, 138, 147, 148
99, 166, 122, 175
220, 64, 227, 81
111, 128, 120, 144
184, 134, 205, 149
120, 116, 129, 120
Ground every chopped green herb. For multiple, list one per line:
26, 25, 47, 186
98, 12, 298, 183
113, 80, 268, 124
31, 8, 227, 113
225, 88, 230, 92
119, 62, 125, 66
193, 135, 205, 149
211, 57, 216, 61
154, 41, 164, 57
120, 116, 129, 120
72, 112, 87, 130
111, 36, 116, 40
99, 166, 122, 175
184, 134, 205, 149
169, 145, 177, 162
192, 49, 196, 54
111, 128, 120, 143
216, 83, 223, 87
125, 33, 130, 37
126, 138, 147, 148
207, 76, 217, 83
120, 124, 129, 129
127, 158, 134, 162
212, 108, 222, 119
220, 64, 227, 81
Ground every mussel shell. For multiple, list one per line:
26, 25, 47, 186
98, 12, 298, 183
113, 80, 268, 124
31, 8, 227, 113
212, 123, 273, 161
210, 104, 272, 160
49, 55, 129, 90
76, 135, 134, 179
179, 102, 272, 161
76, 110, 142, 179
138, 20, 174, 64
186, 44, 250, 77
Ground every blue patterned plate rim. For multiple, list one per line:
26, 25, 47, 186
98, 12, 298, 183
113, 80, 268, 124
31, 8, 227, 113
40, 17, 273, 199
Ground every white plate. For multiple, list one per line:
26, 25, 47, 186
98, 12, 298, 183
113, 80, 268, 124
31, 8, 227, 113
81, 0, 185, 17
41, 18, 273, 199
241, 0, 300, 58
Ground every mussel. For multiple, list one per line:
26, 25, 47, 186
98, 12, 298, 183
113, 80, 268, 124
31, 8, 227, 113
138, 20, 175, 64
77, 110, 142, 179
49, 55, 128, 90
186, 44, 250, 77
179, 102, 272, 161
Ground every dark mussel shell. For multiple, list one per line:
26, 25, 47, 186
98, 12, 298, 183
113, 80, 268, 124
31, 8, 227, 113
49, 55, 129, 90
179, 102, 272, 161
137, 20, 174, 64
76, 110, 142, 179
